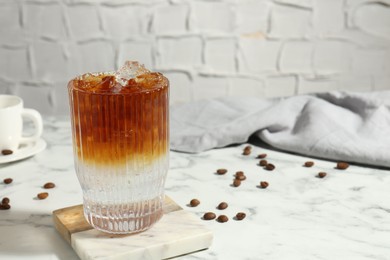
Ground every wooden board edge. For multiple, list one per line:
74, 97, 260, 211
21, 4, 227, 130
52, 213, 72, 244
163, 195, 183, 213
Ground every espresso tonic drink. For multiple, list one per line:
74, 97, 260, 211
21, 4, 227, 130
68, 62, 169, 234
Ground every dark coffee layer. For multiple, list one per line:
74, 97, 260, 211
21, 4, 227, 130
68, 72, 169, 166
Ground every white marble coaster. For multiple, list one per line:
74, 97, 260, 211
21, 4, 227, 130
53, 197, 213, 260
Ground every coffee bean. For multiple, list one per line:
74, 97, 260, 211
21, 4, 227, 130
217, 202, 228, 210
1, 150, 13, 156
242, 149, 251, 156
235, 175, 246, 181
336, 162, 349, 170
235, 212, 246, 220
257, 153, 267, 159
217, 215, 229, 223
216, 169, 228, 175
190, 199, 200, 207
37, 192, 49, 200
243, 146, 252, 153
259, 159, 268, 166
3, 178, 13, 184
244, 145, 252, 150
1, 197, 10, 205
304, 161, 314, 167
233, 179, 241, 187
0, 204, 10, 210
318, 172, 327, 178
203, 212, 216, 220
235, 171, 244, 177
265, 164, 275, 171
260, 181, 269, 189
43, 182, 55, 189
235, 171, 246, 180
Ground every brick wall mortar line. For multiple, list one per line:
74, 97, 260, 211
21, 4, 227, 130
272, 1, 313, 11
27, 45, 35, 80
276, 40, 286, 72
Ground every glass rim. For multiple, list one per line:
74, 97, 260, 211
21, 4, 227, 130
68, 71, 169, 96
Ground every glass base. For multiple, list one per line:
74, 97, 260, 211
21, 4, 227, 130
83, 197, 164, 234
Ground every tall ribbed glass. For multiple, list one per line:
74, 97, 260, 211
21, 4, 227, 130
68, 72, 169, 234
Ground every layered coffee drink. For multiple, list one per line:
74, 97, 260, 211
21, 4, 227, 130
68, 61, 169, 234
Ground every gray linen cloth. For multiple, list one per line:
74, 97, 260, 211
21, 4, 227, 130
170, 91, 390, 168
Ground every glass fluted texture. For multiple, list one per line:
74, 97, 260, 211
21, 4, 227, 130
68, 73, 169, 234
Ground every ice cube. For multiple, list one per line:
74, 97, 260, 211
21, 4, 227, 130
115, 61, 150, 86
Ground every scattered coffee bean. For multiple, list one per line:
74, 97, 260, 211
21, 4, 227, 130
336, 162, 349, 170
260, 181, 269, 189
257, 153, 267, 159
216, 168, 228, 175
3, 178, 13, 184
43, 182, 55, 189
217, 202, 228, 210
318, 172, 327, 178
235, 212, 246, 220
242, 149, 251, 156
1, 197, 10, 205
1, 149, 13, 156
217, 215, 229, 223
233, 179, 241, 187
243, 145, 252, 155
203, 212, 216, 220
0, 204, 10, 210
235, 171, 244, 177
235, 175, 246, 181
244, 145, 252, 151
265, 164, 275, 171
259, 159, 268, 166
37, 192, 49, 200
304, 161, 314, 167
190, 199, 200, 207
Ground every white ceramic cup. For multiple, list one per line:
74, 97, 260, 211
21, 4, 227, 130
0, 95, 43, 152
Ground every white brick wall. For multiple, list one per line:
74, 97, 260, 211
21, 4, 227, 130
314, 0, 344, 34
269, 4, 312, 38
265, 76, 296, 97
157, 36, 202, 68
152, 4, 188, 34
280, 41, 313, 74
205, 38, 236, 73
191, 2, 233, 33
239, 37, 281, 73
313, 41, 351, 74
354, 3, 390, 38
0, 0, 389, 115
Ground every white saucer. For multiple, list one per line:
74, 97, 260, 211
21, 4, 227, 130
0, 138, 47, 164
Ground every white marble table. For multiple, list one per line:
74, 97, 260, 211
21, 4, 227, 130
1, 118, 390, 260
